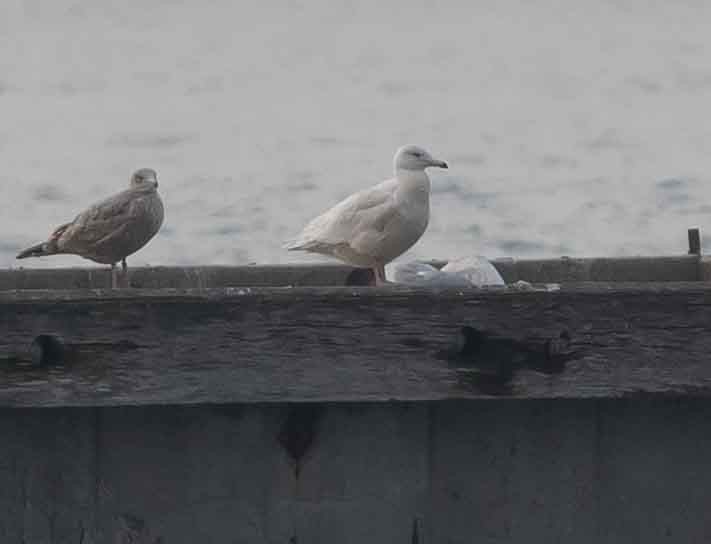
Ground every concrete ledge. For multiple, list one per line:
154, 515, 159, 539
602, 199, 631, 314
1, 254, 705, 290
491, 255, 702, 283
0, 264, 369, 290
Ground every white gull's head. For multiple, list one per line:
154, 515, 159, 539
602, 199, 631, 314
393, 145, 448, 173
130, 168, 159, 190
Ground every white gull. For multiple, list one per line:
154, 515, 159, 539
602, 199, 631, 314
286, 145, 448, 284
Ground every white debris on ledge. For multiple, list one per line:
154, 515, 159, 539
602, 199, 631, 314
510, 280, 561, 292
391, 256, 561, 291
391, 256, 505, 287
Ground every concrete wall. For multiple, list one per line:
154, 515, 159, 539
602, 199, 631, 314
1, 400, 709, 543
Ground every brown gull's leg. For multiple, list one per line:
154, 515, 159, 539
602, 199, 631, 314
120, 258, 129, 288
373, 262, 387, 286
110, 263, 118, 289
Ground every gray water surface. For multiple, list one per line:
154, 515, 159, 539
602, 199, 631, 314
2, 0, 711, 269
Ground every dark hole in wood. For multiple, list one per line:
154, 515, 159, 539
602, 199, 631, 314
31, 334, 65, 367
278, 404, 323, 478
457, 326, 516, 384
454, 326, 573, 389
345, 267, 375, 286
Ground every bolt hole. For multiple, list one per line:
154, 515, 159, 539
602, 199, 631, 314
457, 326, 515, 383
31, 334, 65, 367
546, 330, 571, 357
458, 326, 484, 356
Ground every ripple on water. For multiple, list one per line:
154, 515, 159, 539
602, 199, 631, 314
310, 136, 348, 147
432, 178, 499, 208
288, 181, 318, 192
0, 241, 22, 253
378, 81, 414, 96
448, 153, 487, 166
497, 239, 546, 255
684, 204, 711, 214
31, 184, 67, 202
581, 199, 626, 214
626, 75, 663, 94
186, 76, 225, 95
464, 224, 482, 237
106, 133, 195, 149
209, 205, 237, 218
286, 169, 319, 193
655, 178, 694, 210
540, 154, 578, 169
584, 129, 635, 152
211, 224, 243, 236
656, 177, 693, 191
658, 193, 691, 209
495, 239, 574, 257
159, 225, 175, 238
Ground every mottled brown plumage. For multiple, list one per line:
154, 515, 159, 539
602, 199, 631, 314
17, 168, 164, 287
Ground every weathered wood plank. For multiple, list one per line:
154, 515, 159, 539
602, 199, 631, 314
91, 404, 428, 544
595, 399, 711, 541
1, 254, 703, 290
430, 401, 598, 543
0, 264, 371, 290
699, 256, 711, 281
1, 284, 711, 406
2, 402, 711, 543
0, 408, 96, 543
430, 399, 711, 543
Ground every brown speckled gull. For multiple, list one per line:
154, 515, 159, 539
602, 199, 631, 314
17, 168, 164, 287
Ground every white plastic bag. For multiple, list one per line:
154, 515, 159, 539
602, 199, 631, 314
392, 256, 504, 287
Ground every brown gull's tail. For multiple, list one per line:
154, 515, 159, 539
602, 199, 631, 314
16, 241, 56, 259
16, 223, 70, 259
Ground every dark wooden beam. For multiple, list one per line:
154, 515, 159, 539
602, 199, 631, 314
1, 283, 711, 406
